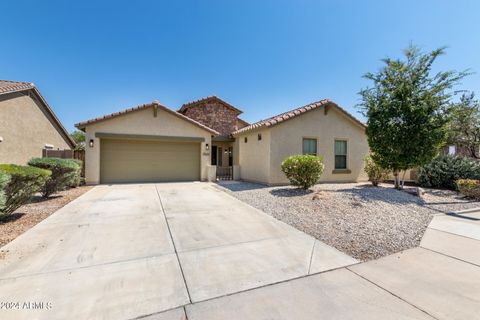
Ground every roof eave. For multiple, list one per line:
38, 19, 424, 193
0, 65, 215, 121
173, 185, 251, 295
75, 102, 220, 136
232, 100, 366, 135
31, 88, 77, 148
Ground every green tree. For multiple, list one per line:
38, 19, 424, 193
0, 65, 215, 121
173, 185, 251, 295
447, 93, 480, 158
359, 45, 468, 189
70, 130, 85, 150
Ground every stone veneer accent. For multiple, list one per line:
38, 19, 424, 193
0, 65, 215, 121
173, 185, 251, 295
181, 100, 239, 136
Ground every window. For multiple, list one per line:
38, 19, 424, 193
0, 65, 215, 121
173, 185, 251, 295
258, 133, 262, 141
335, 140, 347, 169
303, 138, 317, 155
244, 137, 248, 143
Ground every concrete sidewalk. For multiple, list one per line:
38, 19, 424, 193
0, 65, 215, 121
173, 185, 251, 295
184, 208, 480, 320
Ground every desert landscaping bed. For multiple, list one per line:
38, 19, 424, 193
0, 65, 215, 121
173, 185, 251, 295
0, 186, 93, 249
217, 181, 480, 261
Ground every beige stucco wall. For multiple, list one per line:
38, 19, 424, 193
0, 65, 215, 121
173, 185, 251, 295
268, 107, 369, 184
236, 128, 271, 183
0, 92, 71, 165
235, 106, 369, 185
83, 106, 212, 184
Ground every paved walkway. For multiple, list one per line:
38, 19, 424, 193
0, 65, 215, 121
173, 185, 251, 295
0, 183, 357, 319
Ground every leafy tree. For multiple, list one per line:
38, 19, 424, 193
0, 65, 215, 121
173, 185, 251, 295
447, 93, 480, 158
359, 45, 468, 188
70, 130, 85, 150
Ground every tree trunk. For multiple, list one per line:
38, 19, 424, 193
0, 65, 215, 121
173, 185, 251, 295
470, 146, 479, 159
393, 170, 401, 189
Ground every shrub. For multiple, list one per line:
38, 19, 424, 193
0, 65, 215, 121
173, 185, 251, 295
0, 164, 51, 215
364, 155, 390, 186
65, 159, 83, 187
281, 155, 325, 189
417, 155, 480, 190
456, 179, 480, 199
0, 171, 10, 210
28, 158, 79, 198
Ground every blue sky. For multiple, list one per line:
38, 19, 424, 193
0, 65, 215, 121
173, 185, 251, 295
2, 0, 479, 131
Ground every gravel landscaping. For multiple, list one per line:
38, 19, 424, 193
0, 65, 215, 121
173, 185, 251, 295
217, 181, 480, 261
0, 186, 93, 250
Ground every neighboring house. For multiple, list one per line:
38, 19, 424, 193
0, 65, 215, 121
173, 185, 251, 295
0, 80, 75, 165
76, 96, 369, 185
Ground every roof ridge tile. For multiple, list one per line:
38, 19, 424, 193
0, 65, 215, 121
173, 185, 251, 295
232, 99, 365, 135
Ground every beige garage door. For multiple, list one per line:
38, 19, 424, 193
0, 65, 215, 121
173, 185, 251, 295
100, 139, 200, 183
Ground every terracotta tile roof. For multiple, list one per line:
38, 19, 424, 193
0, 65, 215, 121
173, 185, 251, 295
0, 80, 35, 95
0, 80, 75, 148
179, 96, 243, 114
232, 99, 366, 135
75, 101, 220, 135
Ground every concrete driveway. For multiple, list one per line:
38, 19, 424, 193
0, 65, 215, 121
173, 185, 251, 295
2, 183, 479, 320
0, 182, 357, 320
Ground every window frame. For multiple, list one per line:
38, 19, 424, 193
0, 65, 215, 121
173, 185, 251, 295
334, 139, 348, 170
302, 137, 318, 156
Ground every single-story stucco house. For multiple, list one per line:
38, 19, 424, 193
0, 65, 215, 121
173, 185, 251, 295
0, 80, 75, 165
75, 96, 368, 185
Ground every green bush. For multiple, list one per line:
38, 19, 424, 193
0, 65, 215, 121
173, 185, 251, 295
28, 158, 79, 198
281, 155, 325, 189
417, 155, 480, 190
0, 171, 10, 210
65, 159, 82, 187
456, 179, 480, 199
364, 155, 390, 186
0, 164, 51, 215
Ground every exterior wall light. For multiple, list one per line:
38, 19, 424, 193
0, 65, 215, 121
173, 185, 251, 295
89, 139, 94, 148
206, 143, 209, 151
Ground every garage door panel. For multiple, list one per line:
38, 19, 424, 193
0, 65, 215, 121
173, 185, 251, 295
100, 139, 200, 183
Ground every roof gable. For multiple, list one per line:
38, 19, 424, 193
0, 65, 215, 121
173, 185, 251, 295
0, 80, 35, 94
232, 99, 366, 135
75, 101, 219, 135
0, 80, 76, 148
179, 96, 243, 115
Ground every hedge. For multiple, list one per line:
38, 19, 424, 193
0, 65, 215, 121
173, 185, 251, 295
281, 155, 325, 189
28, 158, 80, 198
0, 164, 51, 215
417, 155, 480, 190
66, 159, 83, 187
0, 171, 10, 210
